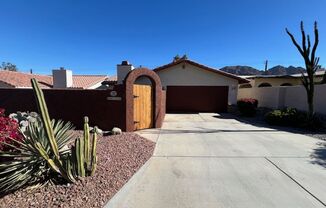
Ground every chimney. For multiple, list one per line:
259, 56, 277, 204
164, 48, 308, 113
52, 67, 73, 88
117, 61, 134, 84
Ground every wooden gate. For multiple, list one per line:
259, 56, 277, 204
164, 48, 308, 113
133, 84, 153, 130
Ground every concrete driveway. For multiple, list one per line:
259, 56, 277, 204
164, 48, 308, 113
106, 113, 326, 208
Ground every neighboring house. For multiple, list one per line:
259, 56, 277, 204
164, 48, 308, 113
0, 69, 108, 89
240, 71, 325, 88
110, 59, 249, 113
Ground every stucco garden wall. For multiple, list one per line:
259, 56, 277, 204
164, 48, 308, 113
250, 77, 302, 87
238, 84, 326, 115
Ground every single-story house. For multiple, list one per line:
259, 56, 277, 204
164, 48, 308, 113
0, 68, 108, 89
239, 71, 325, 88
153, 59, 248, 112
108, 59, 249, 113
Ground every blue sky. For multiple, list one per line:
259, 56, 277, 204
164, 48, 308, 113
0, 0, 325, 75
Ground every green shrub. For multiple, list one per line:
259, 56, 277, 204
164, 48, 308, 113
237, 98, 258, 117
265, 107, 308, 127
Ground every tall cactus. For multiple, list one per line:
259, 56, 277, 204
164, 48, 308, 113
83, 116, 90, 170
286, 21, 319, 124
31, 78, 75, 183
90, 126, 98, 176
31, 79, 60, 159
30, 78, 98, 182
72, 118, 98, 177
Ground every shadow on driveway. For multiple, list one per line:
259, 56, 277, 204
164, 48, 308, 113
164, 113, 326, 168
311, 142, 326, 168
159, 128, 278, 134
215, 113, 326, 137
216, 113, 326, 168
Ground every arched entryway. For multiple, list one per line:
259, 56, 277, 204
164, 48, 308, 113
133, 76, 154, 130
124, 68, 163, 131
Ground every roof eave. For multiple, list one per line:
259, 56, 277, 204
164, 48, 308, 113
154, 59, 250, 84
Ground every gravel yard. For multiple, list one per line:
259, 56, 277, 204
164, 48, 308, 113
0, 132, 155, 208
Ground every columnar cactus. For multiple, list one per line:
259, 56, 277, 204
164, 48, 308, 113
72, 117, 98, 177
31, 78, 98, 180
84, 117, 90, 169
31, 78, 75, 183
90, 127, 98, 176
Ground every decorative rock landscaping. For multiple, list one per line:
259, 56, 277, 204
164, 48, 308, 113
0, 132, 155, 208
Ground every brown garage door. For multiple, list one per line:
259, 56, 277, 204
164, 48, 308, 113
166, 86, 228, 113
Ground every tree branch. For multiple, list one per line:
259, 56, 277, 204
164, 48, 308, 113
301, 21, 307, 55
311, 21, 319, 62
307, 35, 311, 56
286, 28, 305, 57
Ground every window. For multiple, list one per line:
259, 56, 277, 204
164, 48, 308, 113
280, 83, 292, 86
258, 83, 272, 87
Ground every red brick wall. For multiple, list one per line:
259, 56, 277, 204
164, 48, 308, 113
157, 90, 166, 127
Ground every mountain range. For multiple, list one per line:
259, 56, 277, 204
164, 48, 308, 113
219, 65, 324, 76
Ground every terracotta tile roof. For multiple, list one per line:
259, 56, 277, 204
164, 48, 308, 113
153, 59, 250, 84
0, 70, 107, 89
0, 70, 53, 88
71, 75, 108, 89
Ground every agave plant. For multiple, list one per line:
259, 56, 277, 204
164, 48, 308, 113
0, 78, 98, 195
0, 119, 75, 194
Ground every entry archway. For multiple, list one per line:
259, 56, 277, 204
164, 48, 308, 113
124, 68, 163, 131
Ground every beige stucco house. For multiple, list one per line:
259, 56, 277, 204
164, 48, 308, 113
111, 59, 248, 113
240, 71, 325, 88
153, 59, 248, 105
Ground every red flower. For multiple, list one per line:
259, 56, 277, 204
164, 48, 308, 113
0, 108, 5, 117
0, 108, 23, 151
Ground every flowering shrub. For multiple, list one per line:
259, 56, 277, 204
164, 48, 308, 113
0, 108, 4, 117
237, 98, 258, 116
0, 108, 23, 151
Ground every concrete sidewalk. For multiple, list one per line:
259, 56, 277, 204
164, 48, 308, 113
106, 113, 326, 208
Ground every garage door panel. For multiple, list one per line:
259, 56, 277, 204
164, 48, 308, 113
166, 86, 228, 113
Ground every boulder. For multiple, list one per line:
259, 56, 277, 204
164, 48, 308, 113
111, 127, 122, 135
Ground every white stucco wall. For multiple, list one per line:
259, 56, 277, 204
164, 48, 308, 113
238, 84, 326, 115
155, 63, 239, 105
243, 76, 324, 88
250, 77, 302, 87
238, 87, 284, 109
